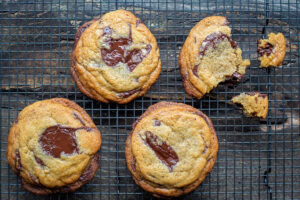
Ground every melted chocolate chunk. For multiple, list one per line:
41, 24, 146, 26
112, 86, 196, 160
154, 120, 161, 126
34, 156, 45, 166
193, 65, 199, 77
20, 154, 99, 195
73, 112, 86, 126
79, 154, 99, 182
143, 131, 179, 172
73, 18, 100, 49
15, 151, 22, 171
193, 33, 238, 77
39, 125, 88, 158
203, 146, 208, 154
118, 88, 140, 98
257, 40, 274, 56
193, 111, 211, 129
100, 25, 152, 72
131, 156, 137, 172
225, 71, 243, 82
200, 135, 209, 155
247, 92, 268, 98
222, 72, 244, 87
199, 32, 237, 57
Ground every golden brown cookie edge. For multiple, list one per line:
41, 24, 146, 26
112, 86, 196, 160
6, 98, 101, 194
71, 10, 161, 104
125, 101, 218, 197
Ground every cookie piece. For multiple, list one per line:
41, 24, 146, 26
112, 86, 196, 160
7, 98, 101, 194
257, 32, 286, 67
232, 92, 268, 119
179, 16, 250, 99
125, 102, 218, 198
71, 10, 161, 104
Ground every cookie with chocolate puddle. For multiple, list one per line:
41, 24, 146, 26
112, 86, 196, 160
7, 98, 101, 195
125, 101, 218, 198
71, 10, 161, 104
179, 16, 250, 99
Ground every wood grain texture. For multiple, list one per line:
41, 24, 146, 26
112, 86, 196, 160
0, 0, 299, 199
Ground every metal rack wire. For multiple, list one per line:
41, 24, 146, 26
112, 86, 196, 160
0, 0, 299, 199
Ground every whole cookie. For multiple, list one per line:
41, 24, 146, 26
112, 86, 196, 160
257, 32, 286, 67
125, 102, 218, 198
7, 98, 101, 194
71, 10, 161, 104
179, 16, 250, 99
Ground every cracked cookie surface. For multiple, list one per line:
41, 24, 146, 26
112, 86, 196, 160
232, 92, 268, 119
71, 10, 161, 104
179, 16, 250, 99
125, 102, 218, 198
257, 32, 286, 67
7, 98, 101, 194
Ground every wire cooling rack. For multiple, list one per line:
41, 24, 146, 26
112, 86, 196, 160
0, 0, 299, 199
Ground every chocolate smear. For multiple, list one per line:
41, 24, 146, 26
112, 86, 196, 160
34, 156, 45, 166
73, 112, 86, 126
118, 88, 140, 98
257, 40, 274, 57
199, 32, 237, 57
39, 125, 92, 158
100, 24, 152, 72
15, 151, 22, 171
193, 33, 238, 77
142, 131, 179, 172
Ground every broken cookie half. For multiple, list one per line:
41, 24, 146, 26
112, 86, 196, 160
179, 16, 250, 99
232, 92, 269, 119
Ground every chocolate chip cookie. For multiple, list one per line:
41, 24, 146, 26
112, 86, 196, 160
257, 32, 286, 67
232, 92, 268, 119
7, 98, 101, 194
125, 102, 218, 198
179, 16, 250, 99
71, 10, 161, 104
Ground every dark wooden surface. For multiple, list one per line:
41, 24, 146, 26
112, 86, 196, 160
0, 1, 299, 199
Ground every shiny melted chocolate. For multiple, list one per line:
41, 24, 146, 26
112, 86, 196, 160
199, 32, 237, 57
257, 40, 274, 57
193, 33, 238, 77
118, 88, 141, 98
39, 125, 92, 158
100, 25, 152, 72
15, 151, 22, 171
34, 156, 45, 166
143, 131, 178, 172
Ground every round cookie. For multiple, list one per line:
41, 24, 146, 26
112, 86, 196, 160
7, 98, 101, 195
257, 32, 286, 67
179, 16, 250, 99
71, 10, 161, 104
125, 101, 218, 198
